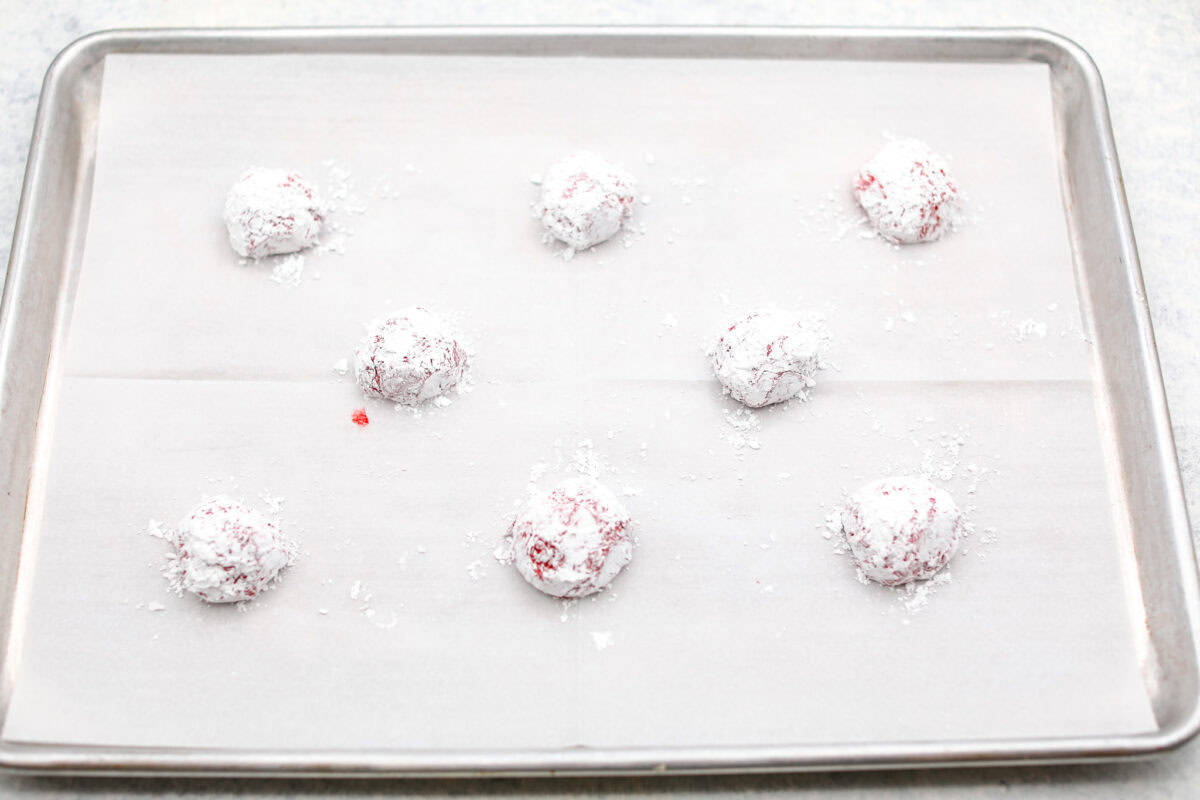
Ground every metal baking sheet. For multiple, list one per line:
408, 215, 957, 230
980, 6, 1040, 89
0, 27, 1197, 776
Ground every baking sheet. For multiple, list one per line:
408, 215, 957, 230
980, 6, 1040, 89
1, 53, 1155, 750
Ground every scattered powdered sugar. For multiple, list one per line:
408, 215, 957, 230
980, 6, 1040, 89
792, 189, 878, 243
305, 160, 363, 261
348, 579, 399, 630
257, 489, 285, 516
146, 517, 170, 541
898, 570, 954, 613
559, 598, 579, 623
1014, 318, 1049, 341
269, 253, 305, 287
567, 438, 604, 478
987, 308, 1080, 345
819, 508, 845, 545
493, 538, 513, 565
720, 406, 763, 455
465, 560, 486, 581
591, 631, 615, 651
920, 428, 969, 483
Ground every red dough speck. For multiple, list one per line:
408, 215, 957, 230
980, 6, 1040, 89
351, 408, 369, 426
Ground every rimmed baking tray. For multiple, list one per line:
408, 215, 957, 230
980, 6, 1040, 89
0, 26, 1197, 776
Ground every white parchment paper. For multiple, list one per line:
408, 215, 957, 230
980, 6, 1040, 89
2, 53, 1155, 750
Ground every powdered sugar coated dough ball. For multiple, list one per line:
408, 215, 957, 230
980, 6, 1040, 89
536, 152, 637, 251
840, 476, 964, 586
854, 139, 959, 244
710, 310, 823, 408
223, 168, 323, 258
510, 477, 634, 598
354, 307, 470, 405
174, 496, 296, 603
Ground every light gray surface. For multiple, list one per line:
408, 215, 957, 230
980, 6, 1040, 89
1, 0, 1198, 796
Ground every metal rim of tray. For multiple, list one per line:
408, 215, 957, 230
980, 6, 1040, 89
1, 25, 1198, 777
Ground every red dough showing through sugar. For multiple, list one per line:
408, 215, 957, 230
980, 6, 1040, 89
509, 477, 634, 598
170, 496, 297, 603
223, 168, 324, 259
536, 152, 637, 253
854, 139, 960, 245
353, 307, 470, 406
840, 476, 964, 586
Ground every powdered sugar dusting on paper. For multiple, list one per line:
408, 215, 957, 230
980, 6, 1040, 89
314, 159, 366, 257
348, 578, 399, 630
720, 407, 762, 455
269, 253, 305, 287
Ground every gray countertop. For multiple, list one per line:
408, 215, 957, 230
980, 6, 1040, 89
3, 0, 1199, 796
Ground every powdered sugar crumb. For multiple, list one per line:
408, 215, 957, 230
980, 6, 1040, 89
899, 571, 954, 613
269, 253, 305, 287
146, 518, 169, 541
560, 598, 578, 623
721, 407, 762, 454
349, 578, 398, 629
1015, 318, 1048, 341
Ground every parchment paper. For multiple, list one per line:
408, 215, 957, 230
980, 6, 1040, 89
2, 53, 1156, 750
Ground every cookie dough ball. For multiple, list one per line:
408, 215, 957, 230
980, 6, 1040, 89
841, 476, 964, 586
354, 307, 470, 405
223, 168, 324, 258
173, 496, 296, 603
710, 310, 823, 408
536, 152, 636, 251
854, 139, 959, 244
510, 477, 634, 598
